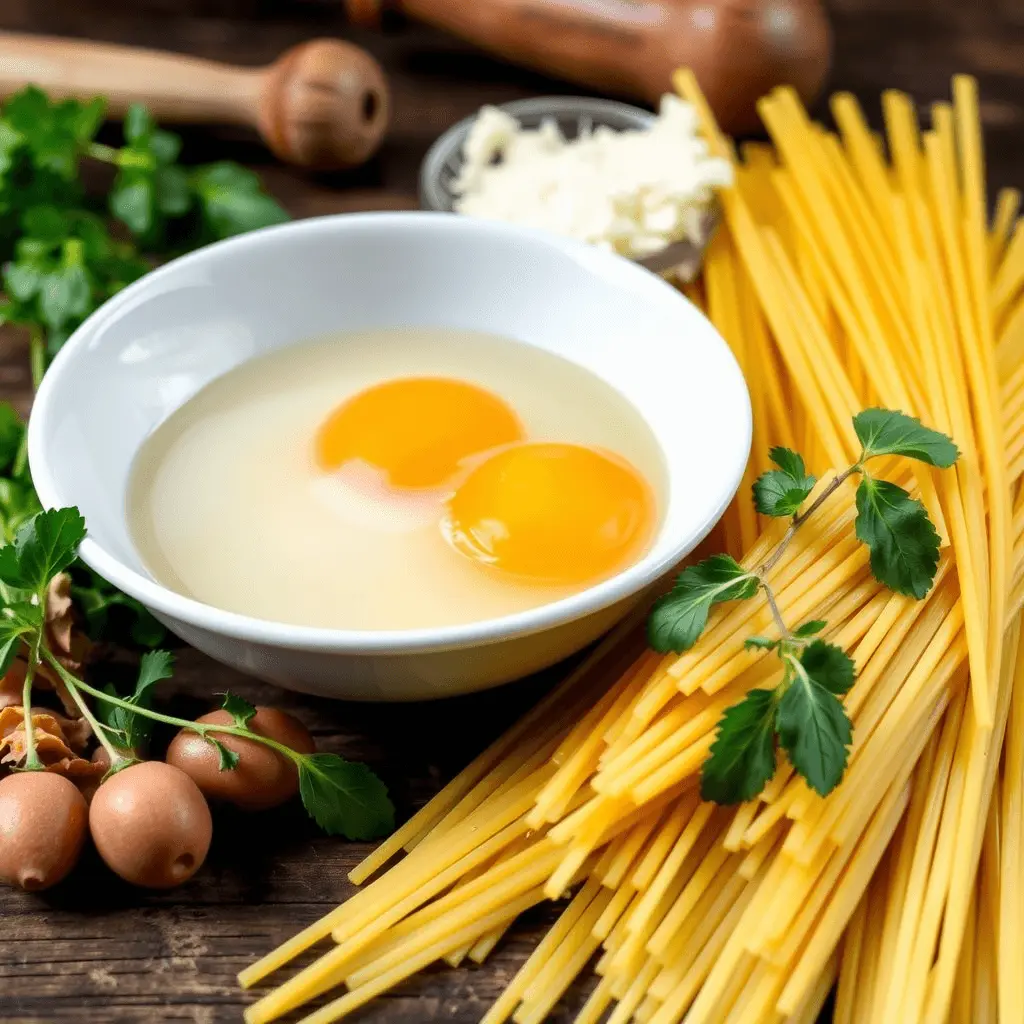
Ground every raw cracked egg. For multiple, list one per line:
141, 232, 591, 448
445, 442, 656, 584
315, 377, 524, 489
127, 327, 666, 630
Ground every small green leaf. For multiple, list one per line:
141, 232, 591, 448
0, 604, 38, 674
135, 650, 174, 699
0, 480, 42, 545
0, 507, 86, 591
0, 120, 23, 176
39, 263, 91, 330
855, 476, 940, 598
148, 129, 182, 166
0, 404, 24, 471
92, 650, 174, 752
123, 104, 154, 144
69, 563, 166, 647
799, 640, 856, 695
752, 447, 817, 517
70, 97, 106, 143
221, 691, 257, 728
154, 165, 191, 217
21, 204, 69, 243
110, 173, 155, 237
777, 661, 852, 797
298, 753, 394, 839
744, 636, 778, 651
4, 262, 42, 302
793, 619, 827, 639
192, 161, 288, 240
700, 688, 778, 804
647, 555, 758, 653
209, 737, 241, 772
853, 409, 959, 468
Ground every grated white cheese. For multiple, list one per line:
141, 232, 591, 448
451, 95, 732, 261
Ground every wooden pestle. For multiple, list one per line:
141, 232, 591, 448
0, 32, 390, 170
344, 0, 831, 134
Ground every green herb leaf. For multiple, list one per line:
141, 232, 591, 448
93, 649, 175, 752
135, 650, 175, 699
0, 506, 85, 591
192, 161, 288, 240
148, 130, 181, 167
0, 120, 24, 178
798, 639, 856, 695
209, 737, 241, 772
2, 89, 102, 181
0, 479, 42, 546
793, 619, 827, 639
700, 688, 778, 803
855, 476, 940, 598
4, 261, 41, 302
154, 165, 190, 217
853, 409, 959, 468
0, 603, 41, 674
298, 753, 395, 839
648, 555, 758, 653
110, 173, 154, 236
69, 563, 166, 646
123, 104, 154, 145
221, 691, 257, 728
752, 447, 817, 517
0, 404, 25, 470
777, 656, 852, 797
39, 261, 91, 331
744, 636, 779, 651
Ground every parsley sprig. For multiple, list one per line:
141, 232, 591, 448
7, 507, 394, 841
0, 86, 289, 649
648, 408, 959, 803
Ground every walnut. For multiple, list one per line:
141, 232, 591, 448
0, 706, 101, 777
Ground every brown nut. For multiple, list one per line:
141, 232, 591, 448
165, 708, 314, 812
0, 771, 88, 891
89, 761, 212, 889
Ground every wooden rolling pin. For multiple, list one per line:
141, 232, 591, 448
344, 0, 831, 134
0, 32, 390, 171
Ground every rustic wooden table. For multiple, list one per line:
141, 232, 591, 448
1, 1, 1021, 1022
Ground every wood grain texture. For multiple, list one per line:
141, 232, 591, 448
0, 0, 1021, 1021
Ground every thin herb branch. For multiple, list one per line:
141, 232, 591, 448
761, 582, 790, 642
649, 409, 959, 804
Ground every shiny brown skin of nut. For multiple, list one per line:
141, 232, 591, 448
165, 708, 315, 812
0, 771, 88, 891
89, 761, 212, 889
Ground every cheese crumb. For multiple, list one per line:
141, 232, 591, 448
452, 96, 732, 261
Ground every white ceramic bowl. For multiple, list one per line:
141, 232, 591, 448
28, 212, 750, 701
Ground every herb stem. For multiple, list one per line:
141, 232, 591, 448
29, 325, 46, 392
20, 645, 43, 770
761, 582, 791, 642
757, 465, 859, 577
42, 651, 303, 764
58, 664, 125, 767
85, 142, 120, 164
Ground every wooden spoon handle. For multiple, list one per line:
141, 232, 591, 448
0, 32, 390, 170
0, 31, 262, 125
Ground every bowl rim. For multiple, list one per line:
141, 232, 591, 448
29, 210, 751, 656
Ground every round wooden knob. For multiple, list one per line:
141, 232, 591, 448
257, 40, 390, 171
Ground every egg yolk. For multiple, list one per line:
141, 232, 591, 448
315, 377, 524, 489
445, 442, 656, 584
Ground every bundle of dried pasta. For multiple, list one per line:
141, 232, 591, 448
239, 72, 1024, 1024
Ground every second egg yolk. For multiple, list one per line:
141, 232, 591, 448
315, 377, 524, 489
444, 442, 656, 585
